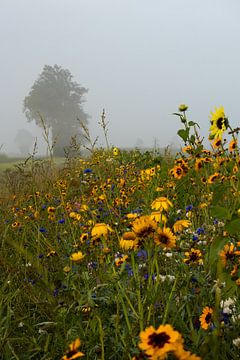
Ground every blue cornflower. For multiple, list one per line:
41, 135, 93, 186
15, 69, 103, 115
186, 205, 193, 212
137, 250, 148, 259
84, 168, 92, 174
58, 218, 65, 224
196, 227, 205, 235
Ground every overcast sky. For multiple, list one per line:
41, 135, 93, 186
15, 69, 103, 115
1, 0, 240, 155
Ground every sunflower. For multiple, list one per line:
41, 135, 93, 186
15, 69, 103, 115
119, 231, 138, 250
11, 221, 21, 228
182, 145, 193, 154
207, 172, 220, 184
209, 106, 228, 139
195, 158, 203, 171
151, 197, 173, 212
132, 215, 157, 239
91, 223, 113, 241
219, 243, 236, 266
171, 165, 185, 179
173, 219, 191, 233
199, 306, 214, 330
61, 338, 84, 360
115, 254, 128, 267
212, 137, 222, 149
229, 139, 238, 152
183, 248, 203, 265
154, 227, 176, 249
138, 324, 183, 359
47, 206, 56, 213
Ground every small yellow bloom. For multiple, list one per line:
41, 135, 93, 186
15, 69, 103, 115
119, 231, 138, 250
151, 197, 173, 212
113, 147, 119, 156
61, 338, 84, 360
91, 223, 113, 240
173, 219, 191, 233
179, 104, 188, 112
70, 251, 85, 262
63, 266, 71, 273
150, 211, 167, 224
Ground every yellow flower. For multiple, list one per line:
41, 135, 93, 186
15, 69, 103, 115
154, 227, 176, 249
70, 251, 85, 262
91, 223, 113, 241
150, 211, 167, 224
126, 212, 139, 220
63, 266, 71, 273
179, 104, 188, 112
119, 231, 138, 250
11, 221, 21, 228
132, 215, 157, 239
212, 137, 222, 149
115, 254, 128, 267
183, 248, 203, 265
182, 145, 193, 153
209, 106, 228, 139
47, 206, 56, 213
61, 338, 84, 360
113, 147, 119, 156
219, 243, 235, 266
229, 139, 237, 152
199, 306, 214, 330
207, 172, 220, 184
151, 197, 173, 212
173, 219, 191, 233
170, 165, 185, 179
138, 324, 183, 359
174, 346, 202, 360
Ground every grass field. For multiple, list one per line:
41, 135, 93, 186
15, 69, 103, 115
0, 106, 239, 359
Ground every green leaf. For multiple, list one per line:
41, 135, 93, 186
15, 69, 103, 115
177, 128, 189, 142
225, 219, 240, 235
210, 205, 231, 221
188, 121, 200, 128
209, 237, 228, 266
190, 135, 195, 144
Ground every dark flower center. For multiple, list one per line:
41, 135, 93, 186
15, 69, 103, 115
137, 226, 155, 238
66, 350, 77, 358
226, 251, 235, 261
205, 313, 212, 324
148, 331, 170, 349
176, 167, 183, 175
159, 234, 169, 244
216, 117, 228, 130
189, 252, 198, 262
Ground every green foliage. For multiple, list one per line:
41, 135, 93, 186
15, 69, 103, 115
0, 104, 240, 359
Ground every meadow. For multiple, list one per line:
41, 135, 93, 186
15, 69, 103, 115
0, 105, 239, 359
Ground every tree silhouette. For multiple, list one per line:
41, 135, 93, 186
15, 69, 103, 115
23, 64, 89, 156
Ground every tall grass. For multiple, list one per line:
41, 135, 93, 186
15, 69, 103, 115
0, 105, 239, 359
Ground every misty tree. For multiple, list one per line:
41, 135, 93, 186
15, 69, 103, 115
23, 64, 89, 156
15, 129, 34, 155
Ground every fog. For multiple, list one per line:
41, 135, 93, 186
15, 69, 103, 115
1, 0, 240, 155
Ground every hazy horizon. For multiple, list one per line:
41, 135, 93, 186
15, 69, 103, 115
1, 0, 240, 156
